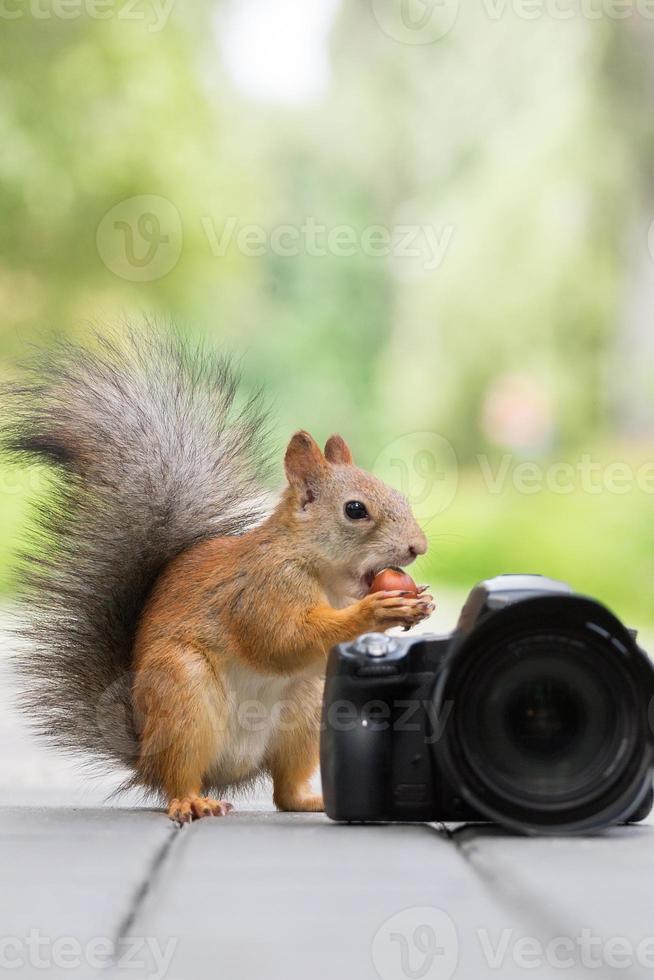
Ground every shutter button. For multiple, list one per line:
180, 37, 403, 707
354, 633, 397, 658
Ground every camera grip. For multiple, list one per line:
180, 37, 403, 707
320, 675, 394, 821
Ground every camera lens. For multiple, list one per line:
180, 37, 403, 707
441, 609, 652, 831
506, 676, 582, 759
461, 634, 627, 808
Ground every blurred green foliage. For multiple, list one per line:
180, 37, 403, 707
1, 2, 654, 624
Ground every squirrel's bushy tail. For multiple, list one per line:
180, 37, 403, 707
2, 327, 271, 770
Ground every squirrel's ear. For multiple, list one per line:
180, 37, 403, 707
324, 434, 353, 466
284, 431, 326, 503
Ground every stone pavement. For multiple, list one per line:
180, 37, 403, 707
2, 806, 654, 980
1, 596, 653, 980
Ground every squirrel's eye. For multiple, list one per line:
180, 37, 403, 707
345, 500, 369, 521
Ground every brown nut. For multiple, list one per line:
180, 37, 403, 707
369, 566, 418, 596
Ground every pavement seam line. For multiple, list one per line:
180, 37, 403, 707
438, 825, 634, 980
107, 822, 185, 970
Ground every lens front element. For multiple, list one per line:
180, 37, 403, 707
441, 601, 652, 833
462, 635, 626, 810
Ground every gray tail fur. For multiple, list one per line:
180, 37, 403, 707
2, 327, 272, 771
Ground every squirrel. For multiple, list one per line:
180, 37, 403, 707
3, 329, 433, 823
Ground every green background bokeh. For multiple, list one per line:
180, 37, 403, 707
1, 1, 654, 627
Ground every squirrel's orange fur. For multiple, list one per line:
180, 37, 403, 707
133, 430, 431, 822
3, 333, 431, 823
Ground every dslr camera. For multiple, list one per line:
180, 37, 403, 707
320, 575, 654, 834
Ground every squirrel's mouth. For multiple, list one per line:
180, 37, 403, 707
357, 568, 378, 598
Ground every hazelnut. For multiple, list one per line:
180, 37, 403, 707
369, 566, 418, 596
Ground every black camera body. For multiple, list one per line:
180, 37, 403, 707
321, 575, 654, 834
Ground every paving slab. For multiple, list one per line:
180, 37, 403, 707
0, 806, 173, 980
454, 823, 654, 979
107, 810, 596, 980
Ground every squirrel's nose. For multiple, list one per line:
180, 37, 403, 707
408, 532, 428, 558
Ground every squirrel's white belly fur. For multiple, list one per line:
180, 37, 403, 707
206, 661, 297, 788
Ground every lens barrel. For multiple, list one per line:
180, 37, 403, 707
434, 595, 654, 834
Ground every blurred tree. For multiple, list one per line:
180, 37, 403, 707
601, 17, 654, 440
0, 1, 653, 623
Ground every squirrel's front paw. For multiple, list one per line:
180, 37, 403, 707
361, 590, 435, 632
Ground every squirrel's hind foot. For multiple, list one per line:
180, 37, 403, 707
168, 795, 234, 824
276, 794, 324, 813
